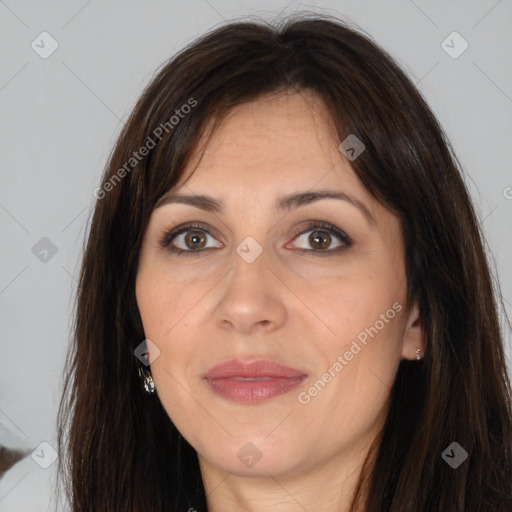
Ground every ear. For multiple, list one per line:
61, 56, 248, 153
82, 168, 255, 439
401, 301, 425, 360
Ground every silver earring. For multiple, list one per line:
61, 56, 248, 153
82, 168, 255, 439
415, 348, 422, 361
138, 366, 156, 394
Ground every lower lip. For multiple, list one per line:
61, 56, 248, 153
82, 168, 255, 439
205, 376, 307, 404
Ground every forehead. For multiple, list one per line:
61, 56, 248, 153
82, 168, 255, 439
207, 90, 337, 151
176, 91, 365, 199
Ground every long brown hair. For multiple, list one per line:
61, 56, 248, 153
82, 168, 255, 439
55, 13, 512, 511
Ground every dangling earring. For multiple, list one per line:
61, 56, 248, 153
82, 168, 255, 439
415, 348, 422, 361
138, 366, 156, 394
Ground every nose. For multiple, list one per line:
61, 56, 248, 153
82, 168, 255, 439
214, 245, 287, 335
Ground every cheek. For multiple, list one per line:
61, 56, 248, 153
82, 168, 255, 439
135, 270, 203, 374
295, 271, 406, 408
298, 267, 404, 343
136, 274, 203, 428
286, 241, 406, 336
136, 267, 195, 337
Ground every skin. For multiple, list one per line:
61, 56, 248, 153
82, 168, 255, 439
135, 90, 424, 511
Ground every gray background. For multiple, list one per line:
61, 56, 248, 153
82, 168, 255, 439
0, 0, 511, 507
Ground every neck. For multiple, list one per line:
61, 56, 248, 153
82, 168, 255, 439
199, 434, 378, 512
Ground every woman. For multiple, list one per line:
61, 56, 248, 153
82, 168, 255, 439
56, 13, 512, 511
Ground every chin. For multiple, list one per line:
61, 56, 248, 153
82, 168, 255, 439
198, 434, 306, 478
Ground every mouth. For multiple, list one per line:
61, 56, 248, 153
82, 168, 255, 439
203, 359, 308, 404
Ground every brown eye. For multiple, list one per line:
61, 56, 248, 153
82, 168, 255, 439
291, 221, 351, 254
184, 230, 207, 250
294, 226, 352, 254
159, 220, 351, 258
309, 231, 332, 250
159, 223, 223, 256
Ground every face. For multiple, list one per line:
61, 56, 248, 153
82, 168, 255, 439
135, 91, 423, 482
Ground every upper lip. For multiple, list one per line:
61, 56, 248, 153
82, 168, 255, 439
203, 359, 308, 379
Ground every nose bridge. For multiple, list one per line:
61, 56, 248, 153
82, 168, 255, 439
213, 232, 285, 333
230, 233, 269, 285
218, 200, 283, 290
224, 209, 289, 293
235, 231, 267, 265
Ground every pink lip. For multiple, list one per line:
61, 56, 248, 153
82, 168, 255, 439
203, 359, 308, 404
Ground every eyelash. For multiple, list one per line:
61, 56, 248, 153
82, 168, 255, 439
157, 220, 353, 257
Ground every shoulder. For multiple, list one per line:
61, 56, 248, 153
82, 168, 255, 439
0, 453, 67, 512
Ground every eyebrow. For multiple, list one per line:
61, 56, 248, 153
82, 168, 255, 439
155, 189, 377, 228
